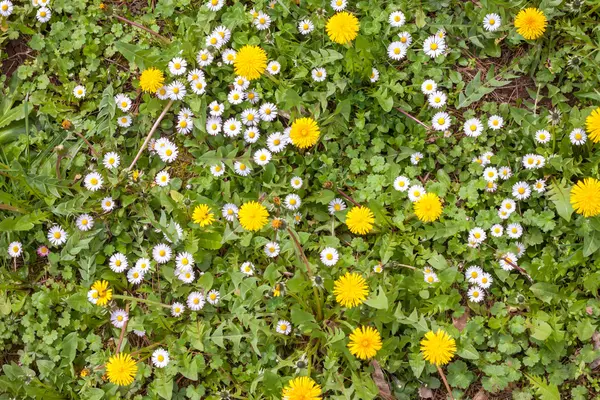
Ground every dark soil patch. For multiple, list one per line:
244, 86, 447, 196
1, 37, 34, 78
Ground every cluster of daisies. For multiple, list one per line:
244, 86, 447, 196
0, 0, 52, 22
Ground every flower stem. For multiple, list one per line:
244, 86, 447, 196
336, 188, 360, 207
115, 303, 130, 354
113, 294, 171, 309
395, 107, 430, 130
436, 365, 455, 400
112, 14, 171, 43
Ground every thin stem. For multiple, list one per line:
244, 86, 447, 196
115, 303, 130, 354
73, 131, 100, 158
336, 188, 360, 207
395, 107, 430, 130
130, 342, 162, 357
112, 14, 171, 43
113, 294, 171, 308
127, 100, 174, 171
437, 365, 455, 400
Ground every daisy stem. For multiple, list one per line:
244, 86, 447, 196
129, 342, 162, 357
115, 303, 130, 354
336, 188, 360, 207
112, 14, 171, 43
127, 99, 174, 171
395, 107, 430, 130
436, 365, 455, 400
73, 131, 100, 158
113, 294, 171, 309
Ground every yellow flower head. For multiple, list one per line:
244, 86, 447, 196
91, 280, 112, 306
106, 353, 138, 386
192, 204, 215, 227
238, 201, 269, 231
290, 117, 320, 148
345, 206, 374, 235
233, 45, 267, 80
514, 8, 547, 40
139, 67, 165, 93
281, 376, 322, 400
333, 272, 368, 308
420, 329, 457, 366
585, 107, 600, 143
348, 326, 382, 360
326, 12, 359, 44
570, 178, 600, 218
414, 193, 443, 222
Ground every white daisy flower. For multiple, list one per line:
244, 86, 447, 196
533, 179, 546, 193
389, 11, 405, 27
499, 253, 518, 271
512, 182, 531, 200
48, 226, 67, 246
331, 0, 346, 11
244, 127, 260, 143
312, 68, 327, 82
206, 117, 222, 136
500, 198, 516, 214
155, 171, 170, 187
127, 268, 144, 285
103, 152, 120, 170
253, 149, 272, 166
427, 91, 447, 108
266, 132, 287, 153
206, 0, 224, 11
177, 268, 195, 283
264, 242, 280, 258
211, 163, 225, 177
267, 61, 281, 75
467, 286, 485, 303
488, 115, 503, 130
423, 35, 446, 58
570, 128, 586, 145
187, 291, 205, 311
7, 241, 22, 257
535, 129, 551, 144
196, 49, 214, 67
328, 198, 346, 214
36, 6, 51, 22
228, 89, 245, 105
424, 272, 439, 284
156, 86, 169, 100
168, 57, 187, 76
534, 155, 545, 168
117, 115, 132, 128
101, 197, 115, 212
152, 243, 172, 264
398, 31, 413, 47
152, 348, 170, 368
246, 90, 260, 104
482, 151, 494, 165
293, 213, 302, 224
135, 258, 151, 274
207, 290, 220, 305
499, 166, 512, 180
175, 252, 195, 270
114, 94, 132, 112
73, 85, 86, 99
158, 143, 179, 163
214, 25, 231, 43
522, 153, 538, 170
373, 264, 383, 273
465, 265, 483, 283
320, 247, 339, 266
110, 309, 129, 328
87, 289, 99, 305
387, 42, 407, 61
231, 76, 249, 92
171, 302, 185, 317
489, 224, 503, 238
432, 112, 451, 131
190, 79, 207, 95
234, 161, 252, 176
187, 69, 204, 83
482, 167, 498, 182
176, 117, 193, 135
298, 19, 314, 35
83, 172, 103, 191
222, 49, 237, 65
393, 176, 410, 192
109, 252, 128, 273
222, 203, 239, 221
76, 214, 94, 232
240, 261, 254, 276
478, 273, 493, 289
275, 320, 292, 335
284, 194, 301, 210
507, 223, 523, 239
421, 79, 437, 95
254, 12, 271, 30
469, 228, 487, 243
290, 177, 303, 189
259, 103, 277, 122
463, 118, 484, 137
167, 80, 187, 101
241, 108, 260, 126
410, 152, 423, 165
223, 118, 242, 137
498, 209, 510, 220
408, 185, 426, 202
483, 13, 501, 32
370, 68, 380, 83
206, 32, 224, 49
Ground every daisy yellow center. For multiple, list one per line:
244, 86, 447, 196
159, 250, 166, 256
53, 232, 61, 239
430, 43, 438, 50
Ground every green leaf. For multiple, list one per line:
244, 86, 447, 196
548, 180, 573, 222
525, 374, 560, 400
115, 41, 162, 70
457, 342, 480, 360
364, 285, 388, 310
197, 231, 223, 250
530, 320, 553, 341
530, 283, 559, 304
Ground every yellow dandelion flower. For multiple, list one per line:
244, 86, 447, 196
570, 178, 600, 218
414, 193, 443, 222
514, 8, 547, 40
233, 45, 267, 80
105, 353, 138, 386
192, 204, 215, 227
326, 12, 359, 44
281, 376, 322, 400
139, 67, 165, 93
345, 206, 374, 235
585, 107, 600, 143
348, 326, 382, 360
91, 280, 112, 306
420, 329, 457, 366
238, 201, 269, 231
333, 272, 369, 308
289, 117, 320, 148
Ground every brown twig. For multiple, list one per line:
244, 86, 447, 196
115, 303, 131, 354
73, 131, 100, 158
127, 99, 174, 171
336, 188, 361, 207
286, 227, 312, 275
112, 14, 171, 43
395, 107, 431, 130
437, 365, 455, 400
